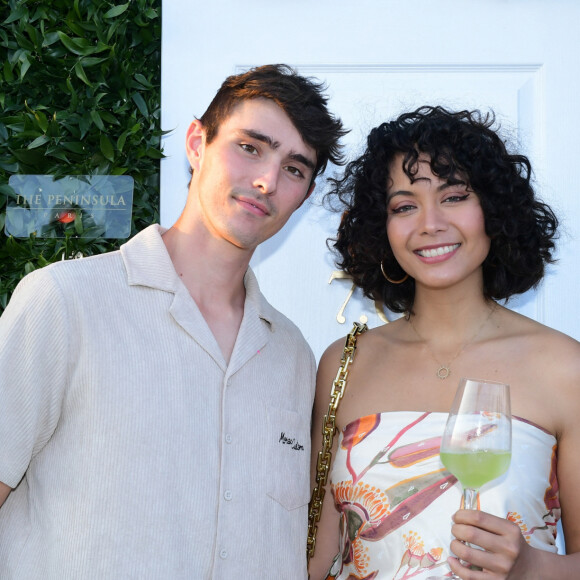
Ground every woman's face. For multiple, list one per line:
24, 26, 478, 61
385, 153, 491, 292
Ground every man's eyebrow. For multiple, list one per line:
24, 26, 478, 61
288, 152, 316, 171
240, 129, 280, 150
239, 129, 316, 171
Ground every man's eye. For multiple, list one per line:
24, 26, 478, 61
240, 143, 258, 155
285, 166, 304, 178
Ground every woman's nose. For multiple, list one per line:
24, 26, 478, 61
420, 203, 448, 234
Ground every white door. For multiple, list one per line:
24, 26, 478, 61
161, 0, 580, 362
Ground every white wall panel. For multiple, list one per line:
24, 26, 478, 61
161, 0, 580, 360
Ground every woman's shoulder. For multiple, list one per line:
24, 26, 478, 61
499, 307, 580, 359
500, 309, 580, 425
320, 318, 403, 357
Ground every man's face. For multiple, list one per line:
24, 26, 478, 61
186, 98, 317, 252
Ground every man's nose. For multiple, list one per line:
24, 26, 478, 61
253, 163, 279, 194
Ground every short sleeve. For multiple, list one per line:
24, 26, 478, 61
0, 268, 69, 487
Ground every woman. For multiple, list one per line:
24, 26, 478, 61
309, 107, 580, 579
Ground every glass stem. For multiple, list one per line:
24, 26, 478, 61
463, 487, 478, 510
461, 488, 483, 572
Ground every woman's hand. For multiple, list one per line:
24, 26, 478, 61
448, 509, 535, 579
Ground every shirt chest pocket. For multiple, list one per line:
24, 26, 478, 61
266, 406, 311, 511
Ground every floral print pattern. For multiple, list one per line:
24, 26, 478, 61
327, 412, 560, 579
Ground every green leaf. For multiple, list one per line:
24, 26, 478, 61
28, 135, 50, 149
144, 8, 158, 19
65, 77, 79, 108
3, 61, 14, 83
104, 3, 130, 18
74, 61, 92, 86
90, 110, 106, 131
131, 92, 149, 117
99, 111, 119, 125
78, 115, 91, 139
134, 73, 153, 89
45, 148, 70, 163
18, 54, 32, 81
100, 134, 115, 162
0, 184, 16, 197
145, 148, 164, 159
80, 57, 108, 68
35, 111, 49, 133
3, 5, 27, 25
57, 32, 96, 56
24, 262, 36, 275
42, 32, 61, 47
62, 141, 87, 154
57, 32, 84, 55
117, 130, 129, 152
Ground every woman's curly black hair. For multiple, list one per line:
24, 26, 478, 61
328, 106, 558, 313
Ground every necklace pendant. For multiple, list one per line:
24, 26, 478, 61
436, 365, 451, 380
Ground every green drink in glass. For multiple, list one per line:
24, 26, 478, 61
440, 378, 512, 576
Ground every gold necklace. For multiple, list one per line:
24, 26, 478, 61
407, 305, 496, 380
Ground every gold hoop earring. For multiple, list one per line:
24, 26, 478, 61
380, 259, 409, 284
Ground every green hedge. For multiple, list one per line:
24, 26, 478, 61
0, 0, 162, 313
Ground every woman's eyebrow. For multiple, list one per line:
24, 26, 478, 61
386, 189, 416, 203
387, 180, 468, 201
437, 180, 467, 191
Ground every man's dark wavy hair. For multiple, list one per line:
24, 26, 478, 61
199, 64, 348, 181
329, 106, 558, 313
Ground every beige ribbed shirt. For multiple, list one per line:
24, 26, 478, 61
0, 225, 315, 579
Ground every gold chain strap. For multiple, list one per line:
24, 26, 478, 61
307, 321, 368, 562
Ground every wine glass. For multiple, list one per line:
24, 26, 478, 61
440, 378, 511, 574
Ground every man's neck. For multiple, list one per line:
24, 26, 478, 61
162, 224, 252, 363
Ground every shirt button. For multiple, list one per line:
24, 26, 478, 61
224, 490, 233, 501
225, 433, 233, 444
220, 549, 228, 559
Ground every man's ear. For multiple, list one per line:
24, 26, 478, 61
185, 120, 205, 172
297, 181, 316, 209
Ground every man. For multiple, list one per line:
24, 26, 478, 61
0, 64, 346, 579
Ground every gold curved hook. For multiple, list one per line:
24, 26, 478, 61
329, 270, 385, 325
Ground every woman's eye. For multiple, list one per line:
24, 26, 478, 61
240, 143, 258, 155
443, 193, 470, 203
390, 204, 415, 214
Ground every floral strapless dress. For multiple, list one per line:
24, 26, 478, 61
326, 412, 560, 580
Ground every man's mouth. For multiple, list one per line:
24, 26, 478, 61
237, 196, 270, 216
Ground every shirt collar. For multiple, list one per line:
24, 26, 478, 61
243, 267, 276, 330
120, 224, 177, 293
121, 224, 276, 330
